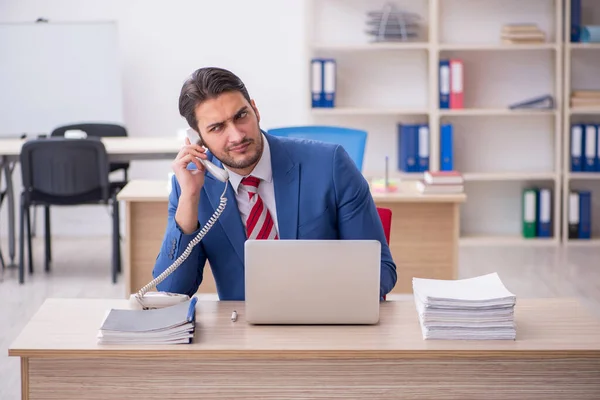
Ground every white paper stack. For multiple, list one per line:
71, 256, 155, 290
412, 273, 516, 340
97, 298, 197, 345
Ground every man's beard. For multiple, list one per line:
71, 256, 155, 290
205, 131, 263, 170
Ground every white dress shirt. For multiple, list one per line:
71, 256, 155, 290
224, 133, 279, 234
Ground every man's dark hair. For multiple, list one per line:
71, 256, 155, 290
178, 67, 252, 132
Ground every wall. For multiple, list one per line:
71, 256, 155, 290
0, 0, 309, 237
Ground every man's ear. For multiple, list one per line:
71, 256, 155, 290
250, 99, 260, 123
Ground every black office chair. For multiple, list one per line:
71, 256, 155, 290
18, 138, 121, 284
50, 123, 130, 182
42, 123, 128, 268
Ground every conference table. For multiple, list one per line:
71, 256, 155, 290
117, 179, 466, 296
0, 136, 183, 269
8, 297, 600, 399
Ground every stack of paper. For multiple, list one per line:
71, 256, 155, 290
97, 297, 197, 345
412, 273, 516, 340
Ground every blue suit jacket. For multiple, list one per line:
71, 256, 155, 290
153, 133, 397, 299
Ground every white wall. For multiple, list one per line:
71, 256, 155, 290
0, 0, 310, 237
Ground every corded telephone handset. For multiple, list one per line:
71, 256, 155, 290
129, 128, 229, 310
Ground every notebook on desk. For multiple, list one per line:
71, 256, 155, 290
97, 297, 197, 344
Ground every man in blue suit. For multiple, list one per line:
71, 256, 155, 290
153, 67, 397, 300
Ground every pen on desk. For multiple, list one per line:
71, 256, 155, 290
231, 310, 238, 322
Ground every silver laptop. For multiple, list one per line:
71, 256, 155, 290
244, 240, 381, 325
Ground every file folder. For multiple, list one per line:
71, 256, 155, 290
322, 59, 336, 108
596, 124, 600, 171
537, 188, 552, 237
584, 124, 597, 172
439, 60, 450, 109
571, 124, 583, 172
418, 124, 430, 172
569, 192, 580, 239
579, 191, 591, 239
440, 124, 453, 171
398, 124, 418, 172
522, 188, 537, 238
450, 59, 464, 109
311, 58, 323, 108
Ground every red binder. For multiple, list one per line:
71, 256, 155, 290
450, 59, 464, 109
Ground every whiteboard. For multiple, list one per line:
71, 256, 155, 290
0, 22, 124, 137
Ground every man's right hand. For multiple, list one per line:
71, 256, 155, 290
173, 136, 207, 233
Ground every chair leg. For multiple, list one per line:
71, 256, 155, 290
31, 205, 37, 237
112, 194, 120, 284
19, 194, 25, 284
44, 205, 51, 272
26, 203, 33, 275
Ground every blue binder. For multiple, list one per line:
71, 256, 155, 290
322, 58, 336, 108
417, 124, 430, 172
398, 124, 418, 172
571, 124, 583, 172
439, 60, 450, 109
596, 124, 600, 171
578, 191, 591, 239
536, 188, 552, 237
310, 58, 324, 108
571, 0, 582, 42
440, 123, 453, 171
584, 124, 597, 172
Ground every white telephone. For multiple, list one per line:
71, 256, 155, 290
129, 128, 229, 310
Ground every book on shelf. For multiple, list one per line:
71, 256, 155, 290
439, 60, 463, 109
417, 171, 464, 194
570, 90, 600, 109
522, 188, 553, 239
412, 272, 516, 340
500, 23, 546, 44
570, 123, 599, 172
97, 297, 197, 345
569, 191, 592, 240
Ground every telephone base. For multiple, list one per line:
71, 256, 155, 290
129, 292, 190, 310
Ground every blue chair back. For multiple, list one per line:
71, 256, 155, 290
268, 126, 367, 171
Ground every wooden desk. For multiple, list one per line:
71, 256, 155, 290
9, 297, 600, 399
118, 179, 466, 296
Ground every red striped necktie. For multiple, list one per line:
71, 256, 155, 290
240, 176, 279, 240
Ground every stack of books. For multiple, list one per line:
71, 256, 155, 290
416, 171, 464, 194
501, 24, 545, 44
413, 273, 517, 340
365, 3, 422, 42
97, 297, 197, 345
571, 90, 600, 109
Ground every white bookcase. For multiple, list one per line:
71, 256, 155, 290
306, 0, 594, 247
562, 0, 600, 247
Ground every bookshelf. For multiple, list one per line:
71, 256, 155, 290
562, 0, 600, 246
307, 0, 597, 247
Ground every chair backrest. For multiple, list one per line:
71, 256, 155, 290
50, 123, 127, 138
268, 126, 367, 171
377, 207, 392, 244
20, 138, 110, 205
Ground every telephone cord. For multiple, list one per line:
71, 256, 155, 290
134, 181, 229, 305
